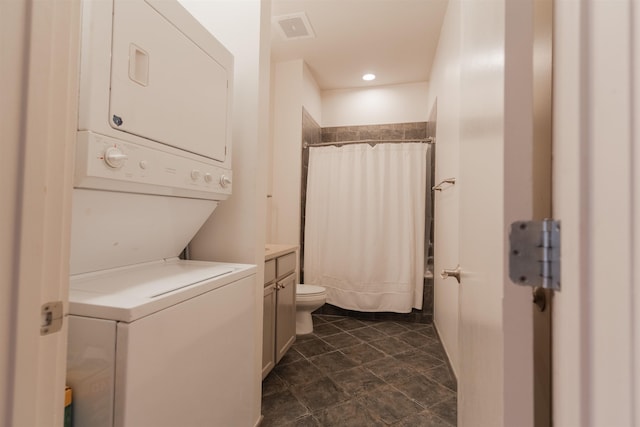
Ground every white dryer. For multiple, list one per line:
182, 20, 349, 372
66, 0, 258, 426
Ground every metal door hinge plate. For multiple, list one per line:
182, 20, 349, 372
509, 219, 561, 290
41, 301, 63, 335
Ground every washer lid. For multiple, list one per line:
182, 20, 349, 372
298, 284, 326, 295
69, 259, 255, 322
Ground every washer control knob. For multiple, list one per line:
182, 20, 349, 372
191, 169, 201, 181
204, 173, 213, 183
104, 147, 128, 169
220, 175, 232, 188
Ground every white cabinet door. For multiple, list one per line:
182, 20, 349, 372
275, 273, 296, 362
262, 283, 276, 379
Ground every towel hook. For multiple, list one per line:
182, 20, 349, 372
432, 177, 456, 191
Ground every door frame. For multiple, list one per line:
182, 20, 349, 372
1, 0, 80, 424
552, 0, 639, 425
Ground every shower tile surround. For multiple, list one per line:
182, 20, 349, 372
261, 314, 457, 426
320, 122, 428, 143
300, 108, 322, 295
300, 113, 435, 323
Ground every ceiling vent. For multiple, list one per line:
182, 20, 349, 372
273, 12, 315, 40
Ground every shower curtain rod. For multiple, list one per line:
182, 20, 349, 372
303, 137, 434, 149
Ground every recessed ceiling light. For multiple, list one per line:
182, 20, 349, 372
362, 73, 376, 81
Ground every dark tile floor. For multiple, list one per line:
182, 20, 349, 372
261, 314, 457, 426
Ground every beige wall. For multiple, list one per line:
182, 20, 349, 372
302, 63, 322, 124
181, 0, 270, 265
270, 60, 304, 244
180, 1, 271, 424
321, 81, 429, 127
268, 59, 322, 245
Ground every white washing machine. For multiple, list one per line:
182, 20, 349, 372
66, 1, 258, 426
67, 260, 257, 427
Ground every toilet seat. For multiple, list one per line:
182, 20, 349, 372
297, 284, 326, 301
297, 284, 326, 297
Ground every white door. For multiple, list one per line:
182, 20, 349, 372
428, 0, 462, 380
553, 0, 640, 425
455, 0, 550, 425
456, 2, 514, 423
0, 0, 80, 424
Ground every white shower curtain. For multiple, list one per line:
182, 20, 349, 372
304, 142, 429, 313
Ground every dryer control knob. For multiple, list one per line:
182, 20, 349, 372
204, 173, 213, 183
191, 169, 201, 181
104, 147, 128, 169
220, 175, 232, 188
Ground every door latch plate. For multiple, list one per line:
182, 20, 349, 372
41, 301, 63, 335
509, 219, 560, 290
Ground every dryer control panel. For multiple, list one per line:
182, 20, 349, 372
74, 131, 232, 200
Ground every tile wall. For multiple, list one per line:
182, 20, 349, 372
300, 108, 323, 284
321, 122, 428, 143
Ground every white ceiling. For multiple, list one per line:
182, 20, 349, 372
270, 0, 449, 91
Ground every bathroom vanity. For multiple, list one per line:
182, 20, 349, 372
263, 245, 298, 379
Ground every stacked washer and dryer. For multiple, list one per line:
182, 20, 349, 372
65, 0, 258, 426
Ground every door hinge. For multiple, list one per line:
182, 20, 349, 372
509, 219, 561, 291
41, 301, 63, 336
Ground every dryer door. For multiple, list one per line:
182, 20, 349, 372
109, 0, 230, 162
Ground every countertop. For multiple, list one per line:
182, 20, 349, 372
265, 244, 298, 261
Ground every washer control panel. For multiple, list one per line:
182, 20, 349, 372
74, 131, 232, 200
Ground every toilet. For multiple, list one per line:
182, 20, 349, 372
295, 284, 327, 335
